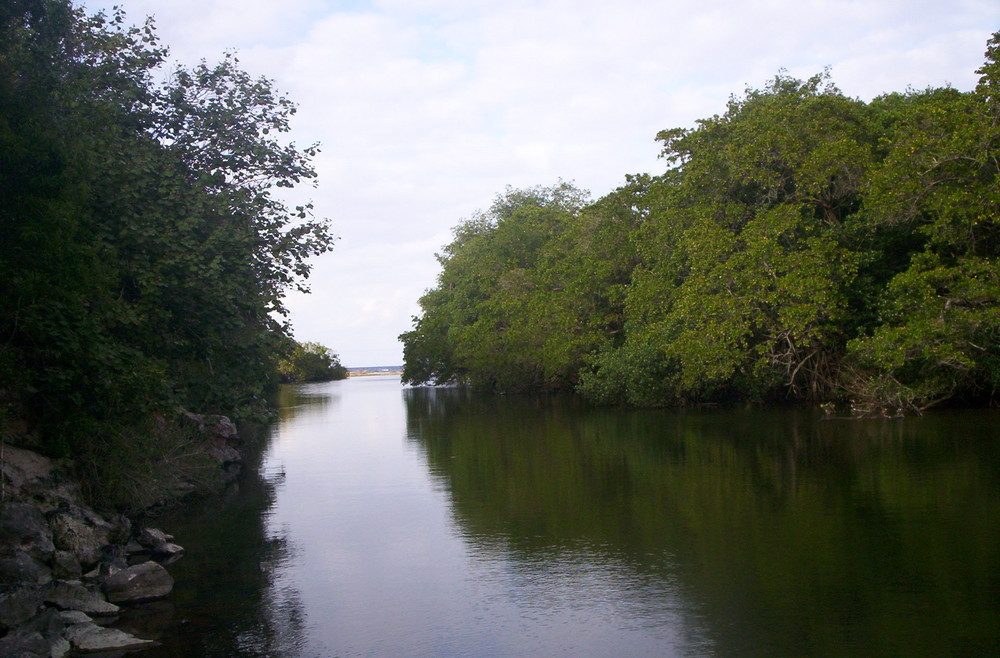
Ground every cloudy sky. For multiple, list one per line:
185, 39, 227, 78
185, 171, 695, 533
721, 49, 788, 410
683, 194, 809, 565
82, 0, 997, 367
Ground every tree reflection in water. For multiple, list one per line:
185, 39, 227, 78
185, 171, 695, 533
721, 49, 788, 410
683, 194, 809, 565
118, 382, 999, 656
403, 387, 1000, 657
133, 385, 339, 657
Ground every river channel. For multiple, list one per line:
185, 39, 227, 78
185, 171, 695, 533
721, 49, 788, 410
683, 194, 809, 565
140, 375, 1000, 656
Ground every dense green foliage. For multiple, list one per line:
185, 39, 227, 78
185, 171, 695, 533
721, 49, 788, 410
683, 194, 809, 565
278, 341, 348, 383
0, 1, 333, 466
402, 36, 1000, 412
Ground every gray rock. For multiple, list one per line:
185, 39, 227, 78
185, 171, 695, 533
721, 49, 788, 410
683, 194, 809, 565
51, 550, 82, 579
205, 440, 242, 465
57, 610, 93, 625
153, 542, 186, 560
43, 581, 120, 617
0, 445, 69, 509
184, 412, 239, 440
0, 503, 55, 562
104, 514, 132, 546
97, 560, 127, 581
137, 527, 168, 549
97, 543, 128, 575
0, 628, 49, 657
21, 606, 64, 642
184, 412, 242, 466
0, 589, 44, 629
49, 636, 71, 658
137, 528, 186, 560
0, 550, 52, 587
102, 561, 173, 604
63, 622, 156, 653
48, 507, 114, 568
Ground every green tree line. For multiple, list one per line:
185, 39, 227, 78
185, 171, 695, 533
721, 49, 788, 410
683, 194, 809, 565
402, 34, 1000, 413
277, 341, 348, 383
0, 0, 334, 476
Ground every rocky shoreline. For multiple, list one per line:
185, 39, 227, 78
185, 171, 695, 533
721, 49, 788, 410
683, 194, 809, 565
0, 414, 244, 656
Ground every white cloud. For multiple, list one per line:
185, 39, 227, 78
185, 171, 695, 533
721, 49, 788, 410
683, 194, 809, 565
82, 0, 998, 365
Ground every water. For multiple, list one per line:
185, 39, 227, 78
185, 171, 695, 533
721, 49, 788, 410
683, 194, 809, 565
137, 376, 1000, 656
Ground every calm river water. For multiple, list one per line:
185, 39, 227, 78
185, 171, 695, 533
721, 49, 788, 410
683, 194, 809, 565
138, 375, 1000, 657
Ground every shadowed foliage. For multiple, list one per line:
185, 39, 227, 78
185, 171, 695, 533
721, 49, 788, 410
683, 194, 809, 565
0, 1, 334, 502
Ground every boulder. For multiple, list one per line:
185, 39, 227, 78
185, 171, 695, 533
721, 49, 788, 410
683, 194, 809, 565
0, 607, 67, 657
205, 440, 242, 466
184, 412, 242, 466
0, 550, 52, 587
137, 527, 168, 549
0, 502, 55, 562
63, 622, 157, 653
21, 606, 65, 643
50, 550, 82, 579
104, 514, 132, 546
48, 507, 115, 567
50, 636, 71, 658
0, 589, 44, 629
184, 412, 238, 440
57, 610, 93, 625
102, 561, 173, 604
42, 581, 120, 617
154, 542, 186, 561
0, 444, 54, 489
0, 628, 49, 657
97, 546, 128, 580
0, 444, 78, 512
136, 527, 185, 560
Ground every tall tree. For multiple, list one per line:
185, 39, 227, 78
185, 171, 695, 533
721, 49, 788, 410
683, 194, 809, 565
403, 36, 999, 412
0, 1, 334, 458
844, 34, 1000, 410
583, 73, 874, 404
401, 182, 590, 390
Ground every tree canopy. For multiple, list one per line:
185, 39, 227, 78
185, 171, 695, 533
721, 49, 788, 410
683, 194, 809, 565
0, 0, 335, 459
278, 341, 348, 383
402, 35, 1000, 413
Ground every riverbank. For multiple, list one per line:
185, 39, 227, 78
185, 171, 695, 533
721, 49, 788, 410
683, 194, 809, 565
0, 413, 247, 655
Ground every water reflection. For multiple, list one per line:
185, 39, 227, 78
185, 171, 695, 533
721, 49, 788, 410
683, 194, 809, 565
135, 380, 999, 656
277, 382, 339, 423
135, 476, 308, 657
135, 388, 335, 657
404, 388, 1000, 656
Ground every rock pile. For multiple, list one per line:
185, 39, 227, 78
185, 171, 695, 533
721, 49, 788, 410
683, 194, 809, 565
0, 414, 242, 656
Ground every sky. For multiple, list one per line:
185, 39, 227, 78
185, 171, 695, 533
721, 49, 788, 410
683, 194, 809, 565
82, 0, 998, 367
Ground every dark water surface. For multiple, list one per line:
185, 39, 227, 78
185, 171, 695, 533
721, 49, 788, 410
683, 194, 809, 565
139, 376, 1000, 657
